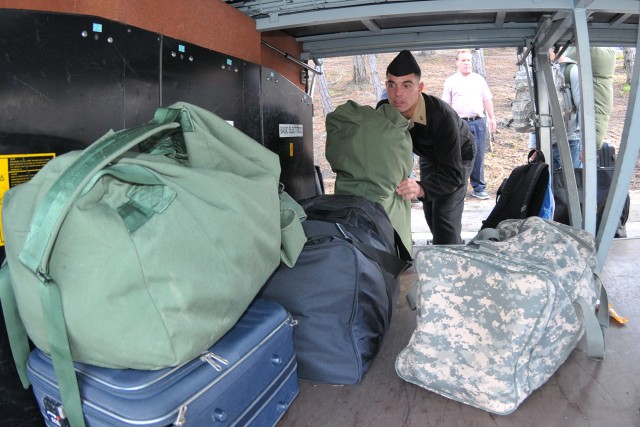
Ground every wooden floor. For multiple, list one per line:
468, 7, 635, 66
279, 238, 640, 427
1, 239, 638, 426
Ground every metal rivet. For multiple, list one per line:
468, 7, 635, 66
212, 408, 227, 422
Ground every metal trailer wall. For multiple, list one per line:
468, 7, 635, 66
0, 9, 315, 199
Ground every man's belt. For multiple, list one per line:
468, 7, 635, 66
462, 116, 482, 121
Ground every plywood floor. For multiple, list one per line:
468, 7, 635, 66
279, 238, 640, 427
1, 239, 638, 426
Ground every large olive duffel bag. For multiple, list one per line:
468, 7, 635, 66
0, 102, 303, 426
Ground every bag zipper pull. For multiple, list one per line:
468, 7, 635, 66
200, 352, 229, 371
174, 405, 187, 427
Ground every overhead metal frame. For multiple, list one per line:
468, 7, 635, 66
226, 0, 640, 270
226, 0, 640, 59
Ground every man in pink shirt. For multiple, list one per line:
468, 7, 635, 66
442, 49, 496, 199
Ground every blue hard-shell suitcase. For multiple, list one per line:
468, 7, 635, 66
26, 299, 298, 427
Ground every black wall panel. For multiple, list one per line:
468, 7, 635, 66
160, 37, 262, 143
0, 9, 315, 198
121, 27, 162, 131
262, 68, 315, 200
0, 11, 129, 147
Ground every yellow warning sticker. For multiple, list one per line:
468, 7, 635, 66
0, 153, 56, 246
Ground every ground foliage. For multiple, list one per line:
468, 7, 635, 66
311, 48, 639, 196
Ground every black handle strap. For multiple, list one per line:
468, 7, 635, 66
302, 221, 411, 277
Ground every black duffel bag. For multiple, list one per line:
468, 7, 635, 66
260, 195, 411, 384
553, 167, 630, 238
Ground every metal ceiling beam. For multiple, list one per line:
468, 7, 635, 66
251, 0, 577, 31
239, 0, 640, 32
537, 13, 574, 51
298, 24, 539, 59
361, 19, 380, 32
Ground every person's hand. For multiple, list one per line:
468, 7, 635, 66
396, 178, 425, 200
489, 117, 497, 133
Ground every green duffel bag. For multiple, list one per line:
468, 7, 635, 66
326, 101, 413, 254
0, 102, 297, 426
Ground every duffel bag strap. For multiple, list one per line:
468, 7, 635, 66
470, 228, 500, 243
302, 221, 411, 277
16, 107, 191, 427
279, 186, 307, 267
19, 107, 188, 276
575, 276, 609, 360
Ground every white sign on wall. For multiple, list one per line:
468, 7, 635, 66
279, 124, 303, 138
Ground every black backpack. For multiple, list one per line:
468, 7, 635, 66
481, 150, 550, 230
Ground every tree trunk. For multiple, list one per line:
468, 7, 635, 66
317, 61, 334, 116
623, 48, 635, 85
368, 54, 385, 100
472, 48, 486, 78
352, 55, 369, 84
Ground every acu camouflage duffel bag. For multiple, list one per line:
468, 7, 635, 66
396, 217, 608, 414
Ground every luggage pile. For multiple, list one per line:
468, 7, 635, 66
0, 101, 411, 426
0, 103, 306, 426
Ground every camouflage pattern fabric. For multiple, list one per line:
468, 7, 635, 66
396, 217, 601, 415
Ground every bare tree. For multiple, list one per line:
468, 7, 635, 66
352, 55, 369, 84
472, 48, 487, 78
368, 55, 385, 100
317, 61, 334, 116
623, 48, 635, 85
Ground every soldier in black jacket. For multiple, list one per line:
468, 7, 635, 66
377, 50, 476, 244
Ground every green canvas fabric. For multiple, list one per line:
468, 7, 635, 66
1, 102, 286, 371
565, 47, 616, 149
325, 101, 413, 253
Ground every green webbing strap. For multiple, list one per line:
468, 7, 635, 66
16, 107, 188, 427
470, 228, 500, 243
574, 276, 609, 361
40, 281, 85, 427
19, 109, 184, 275
0, 264, 31, 388
81, 163, 167, 197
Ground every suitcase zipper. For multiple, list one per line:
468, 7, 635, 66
174, 405, 187, 427
199, 352, 230, 371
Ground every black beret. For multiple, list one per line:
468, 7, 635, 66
387, 50, 421, 76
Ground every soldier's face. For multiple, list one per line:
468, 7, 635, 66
386, 73, 423, 119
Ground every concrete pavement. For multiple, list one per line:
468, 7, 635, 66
411, 190, 640, 245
